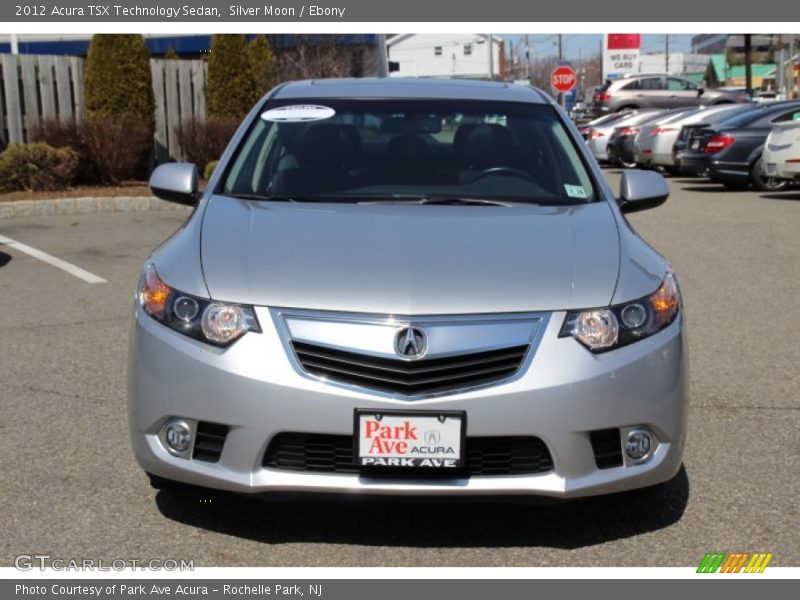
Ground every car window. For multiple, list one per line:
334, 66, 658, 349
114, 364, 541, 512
639, 77, 664, 91
222, 99, 597, 205
667, 78, 695, 91
772, 108, 800, 123
622, 80, 641, 91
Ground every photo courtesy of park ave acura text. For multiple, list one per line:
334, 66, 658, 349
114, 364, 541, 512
0, 27, 798, 570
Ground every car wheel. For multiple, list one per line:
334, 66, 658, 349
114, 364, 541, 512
751, 157, 790, 192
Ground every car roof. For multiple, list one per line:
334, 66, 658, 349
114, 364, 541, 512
271, 78, 552, 103
717, 100, 800, 128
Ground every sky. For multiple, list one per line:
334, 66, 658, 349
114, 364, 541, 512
504, 34, 695, 61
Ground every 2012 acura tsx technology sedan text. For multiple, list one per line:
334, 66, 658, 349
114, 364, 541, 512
129, 78, 686, 500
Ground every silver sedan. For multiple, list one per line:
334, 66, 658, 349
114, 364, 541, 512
129, 78, 687, 500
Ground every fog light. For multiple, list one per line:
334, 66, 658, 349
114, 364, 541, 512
163, 419, 193, 454
625, 429, 652, 460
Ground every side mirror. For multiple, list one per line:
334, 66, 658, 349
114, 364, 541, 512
149, 163, 200, 207
697, 87, 705, 97
618, 170, 669, 213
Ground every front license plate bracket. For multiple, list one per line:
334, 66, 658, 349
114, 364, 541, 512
354, 409, 466, 469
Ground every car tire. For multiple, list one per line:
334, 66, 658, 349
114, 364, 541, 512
751, 157, 790, 192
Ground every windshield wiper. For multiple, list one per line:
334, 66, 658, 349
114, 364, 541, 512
225, 193, 350, 203
359, 196, 512, 207
225, 193, 297, 202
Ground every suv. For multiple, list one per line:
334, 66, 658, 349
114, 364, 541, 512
593, 73, 749, 116
132, 78, 686, 501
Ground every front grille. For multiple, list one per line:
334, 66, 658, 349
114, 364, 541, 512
291, 341, 529, 395
192, 421, 229, 463
589, 428, 623, 469
262, 432, 553, 477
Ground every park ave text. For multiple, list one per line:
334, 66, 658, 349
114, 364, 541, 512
19, 5, 347, 18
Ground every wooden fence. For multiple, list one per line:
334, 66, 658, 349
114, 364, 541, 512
150, 58, 207, 163
0, 54, 206, 162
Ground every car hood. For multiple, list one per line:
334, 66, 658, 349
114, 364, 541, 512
200, 196, 621, 314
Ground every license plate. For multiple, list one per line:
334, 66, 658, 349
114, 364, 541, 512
766, 163, 777, 176
691, 140, 700, 150
355, 410, 465, 468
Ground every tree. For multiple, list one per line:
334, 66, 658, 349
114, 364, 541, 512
276, 35, 355, 81
207, 34, 258, 119
248, 35, 278, 95
84, 34, 154, 128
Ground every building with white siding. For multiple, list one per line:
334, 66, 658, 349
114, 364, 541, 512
387, 34, 505, 79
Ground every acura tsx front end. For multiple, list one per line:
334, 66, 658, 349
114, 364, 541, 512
129, 78, 687, 500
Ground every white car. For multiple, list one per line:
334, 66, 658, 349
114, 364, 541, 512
581, 110, 659, 163
634, 105, 748, 173
762, 113, 800, 181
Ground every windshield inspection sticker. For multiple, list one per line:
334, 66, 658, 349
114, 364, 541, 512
564, 184, 589, 199
261, 105, 336, 123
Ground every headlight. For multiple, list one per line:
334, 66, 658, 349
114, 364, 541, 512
138, 265, 260, 347
560, 269, 681, 352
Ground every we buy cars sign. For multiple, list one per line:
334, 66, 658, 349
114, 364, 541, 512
603, 33, 641, 79
551, 65, 577, 93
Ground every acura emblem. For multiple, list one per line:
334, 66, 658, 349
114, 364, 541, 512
394, 326, 427, 359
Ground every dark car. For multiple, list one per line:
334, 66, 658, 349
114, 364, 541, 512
607, 109, 684, 168
672, 104, 759, 173
592, 74, 750, 117
677, 101, 800, 191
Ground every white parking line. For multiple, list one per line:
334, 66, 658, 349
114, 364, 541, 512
0, 234, 107, 284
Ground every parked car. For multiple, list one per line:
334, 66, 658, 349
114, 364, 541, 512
673, 104, 763, 175
592, 73, 749, 117
570, 100, 592, 123
584, 109, 659, 163
632, 108, 703, 171
131, 78, 685, 501
761, 112, 800, 182
635, 104, 752, 173
608, 108, 687, 168
677, 100, 800, 191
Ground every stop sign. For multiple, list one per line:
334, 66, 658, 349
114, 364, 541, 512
551, 65, 577, 93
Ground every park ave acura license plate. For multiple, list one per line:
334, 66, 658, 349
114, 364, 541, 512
355, 410, 466, 468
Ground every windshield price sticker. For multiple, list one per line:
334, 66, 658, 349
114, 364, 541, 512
261, 105, 336, 123
356, 411, 464, 468
564, 184, 589, 199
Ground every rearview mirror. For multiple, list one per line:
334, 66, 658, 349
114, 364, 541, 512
618, 170, 669, 213
149, 163, 200, 207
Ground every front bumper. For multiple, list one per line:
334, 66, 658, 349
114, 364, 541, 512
128, 306, 687, 499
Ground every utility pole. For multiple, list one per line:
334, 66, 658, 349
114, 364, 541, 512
744, 34, 753, 99
558, 34, 564, 106
790, 35, 796, 99
487, 34, 494, 81
665, 34, 670, 74
525, 34, 530, 80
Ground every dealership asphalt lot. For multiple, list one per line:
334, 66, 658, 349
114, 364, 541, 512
1, 171, 798, 567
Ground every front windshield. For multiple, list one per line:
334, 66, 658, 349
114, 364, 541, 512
222, 99, 597, 204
